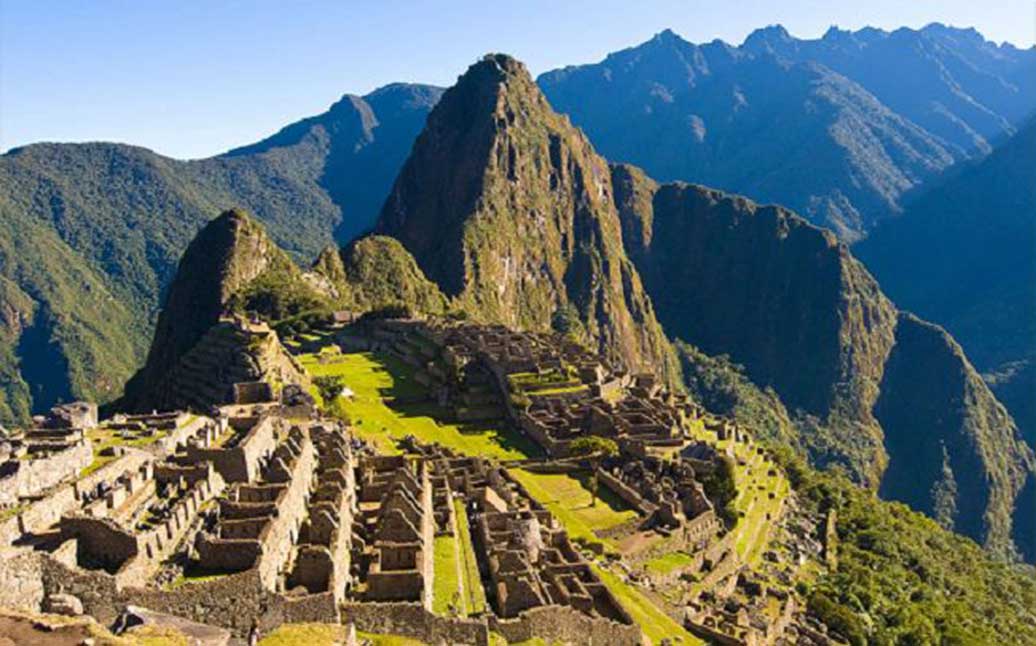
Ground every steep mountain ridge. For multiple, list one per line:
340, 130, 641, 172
610, 165, 1035, 557
856, 119, 1036, 452
376, 54, 678, 382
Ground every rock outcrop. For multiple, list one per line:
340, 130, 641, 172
313, 236, 448, 315
376, 54, 678, 382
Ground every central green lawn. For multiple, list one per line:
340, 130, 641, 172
433, 534, 463, 615
299, 351, 540, 460
509, 469, 637, 551
455, 499, 488, 615
644, 551, 698, 576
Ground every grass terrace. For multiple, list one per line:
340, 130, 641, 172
507, 368, 587, 396
685, 418, 790, 567
509, 469, 637, 552
455, 498, 488, 614
259, 623, 425, 646
644, 551, 698, 577
432, 533, 463, 615
299, 350, 541, 460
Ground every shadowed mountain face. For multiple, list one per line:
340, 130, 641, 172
0, 84, 440, 422
610, 166, 1035, 558
375, 54, 679, 382
856, 119, 1036, 454
539, 25, 1036, 240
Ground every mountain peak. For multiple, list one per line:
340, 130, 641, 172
743, 24, 793, 48
376, 54, 679, 381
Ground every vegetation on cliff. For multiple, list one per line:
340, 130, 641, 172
776, 447, 1036, 645
376, 54, 679, 384
313, 236, 448, 315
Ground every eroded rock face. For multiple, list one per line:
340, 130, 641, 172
610, 166, 1036, 557
376, 54, 678, 383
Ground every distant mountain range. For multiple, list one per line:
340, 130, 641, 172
539, 23, 1036, 239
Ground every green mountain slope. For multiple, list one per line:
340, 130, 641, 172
0, 84, 439, 423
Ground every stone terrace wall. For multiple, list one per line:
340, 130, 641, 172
0, 440, 93, 506
489, 605, 643, 646
341, 601, 489, 646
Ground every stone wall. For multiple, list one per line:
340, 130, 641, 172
489, 605, 643, 646
340, 601, 489, 646
0, 549, 44, 612
596, 468, 657, 516
186, 415, 277, 483
0, 439, 93, 506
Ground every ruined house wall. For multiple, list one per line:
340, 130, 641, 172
0, 548, 45, 612
119, 472, 226, 587
0, 440, 93, 506
596, 468, 657, 516
187, 415, 277, 483
10, 450, 159, 540
255, 432, 314, 589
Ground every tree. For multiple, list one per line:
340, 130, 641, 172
570, 436, 619, 506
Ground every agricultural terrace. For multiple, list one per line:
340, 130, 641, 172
509, 469, 637, 552
688, 421, 790, 566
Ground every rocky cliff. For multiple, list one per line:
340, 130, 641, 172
375, 54, 678, 382
611, 165, 1035, 556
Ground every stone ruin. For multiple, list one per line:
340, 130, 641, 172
363, 319, 706, 459
598, 448, 721, 547
351, 454, 435, 604
0, 402, 96, 509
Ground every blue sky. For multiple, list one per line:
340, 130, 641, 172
3, 0, 1034, 159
